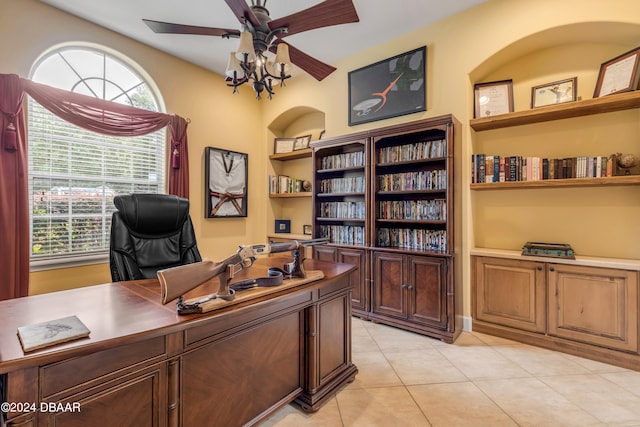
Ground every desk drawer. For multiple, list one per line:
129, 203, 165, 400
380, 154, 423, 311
41, 336, 165, 398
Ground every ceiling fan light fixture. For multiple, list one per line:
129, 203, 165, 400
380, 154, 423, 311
225, 52, 244, 77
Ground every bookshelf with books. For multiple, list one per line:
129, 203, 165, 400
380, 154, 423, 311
311, 115, 461, 342
312, 134, 369, 316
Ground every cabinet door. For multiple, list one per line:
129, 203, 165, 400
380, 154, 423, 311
473, 257, 546, 333
313, 245, 337, 262
41, 363, 166, 427
372, 251, 406, 319
337, 247, 368, 312
408, 256, 448, 329
548, 264, 638, 352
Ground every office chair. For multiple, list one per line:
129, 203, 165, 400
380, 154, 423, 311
109, 193, 202, 282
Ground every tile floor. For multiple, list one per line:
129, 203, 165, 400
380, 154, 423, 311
260, 317, 640, 427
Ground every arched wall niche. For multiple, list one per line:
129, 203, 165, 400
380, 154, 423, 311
267, 105, 325, 141
467, 20, 640, 260
265, 106, 325, 239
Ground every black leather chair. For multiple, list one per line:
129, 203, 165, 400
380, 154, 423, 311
109, 193, 201, 282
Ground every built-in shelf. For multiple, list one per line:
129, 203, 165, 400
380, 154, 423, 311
470, 175, 640, 190
269, 192, 312, 198
269, 148, 312, 161
470, 91, 640, 132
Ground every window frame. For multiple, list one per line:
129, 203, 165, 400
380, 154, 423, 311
28, 43, 167, 271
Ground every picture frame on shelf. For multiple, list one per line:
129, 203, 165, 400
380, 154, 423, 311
348, 46, 426, 126
293, 134, 312, 150
474, 79, 514, 118
275, 219, 291, 234
205, 147, 248, 218
531, 77, 577, 108
303, 224, 312, 235
274, 137, 295, 154
594, 46, 640, 97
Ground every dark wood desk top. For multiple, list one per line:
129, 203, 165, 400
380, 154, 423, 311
0, 257, 354, 373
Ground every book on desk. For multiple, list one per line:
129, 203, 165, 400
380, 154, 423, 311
17, 315, 90, 352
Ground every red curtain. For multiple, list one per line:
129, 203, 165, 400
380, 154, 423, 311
0, 74, 29, 300
0, 73, 191, 300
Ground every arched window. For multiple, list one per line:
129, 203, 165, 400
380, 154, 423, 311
28, 44, 166, 268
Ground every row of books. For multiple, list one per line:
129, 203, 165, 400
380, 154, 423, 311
319, 150, 365, 170
319, 201, 366, 219
471, 154, 615, 183
318, 176, 365, 193
378, 170, 447, 192
268, 174, 306, 194
378, 139, 446, 164
377, 228, 447, 252
317, 225, 365, 245
378, 199, 446, 221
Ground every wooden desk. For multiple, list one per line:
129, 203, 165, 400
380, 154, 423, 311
0, 258, 358, 427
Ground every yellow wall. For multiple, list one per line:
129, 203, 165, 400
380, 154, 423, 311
3, 0, 640, 314
3, 0, 265, 294
261, 0, 640, 318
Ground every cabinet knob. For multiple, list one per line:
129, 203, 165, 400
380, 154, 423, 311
537, 266, 543, 271
401, 284, 407, 289
549, 267, 555, 272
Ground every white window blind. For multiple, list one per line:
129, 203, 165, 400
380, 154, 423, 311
28, 45, 165, 268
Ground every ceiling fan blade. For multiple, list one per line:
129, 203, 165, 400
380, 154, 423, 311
268, 0, 359, 37
143, 19, 240, 37
224, 0, 261, 28
272, 41, 336, 81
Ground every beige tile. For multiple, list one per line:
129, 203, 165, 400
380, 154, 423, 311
259, 400, 343, 427
367, 324, 437, 352
601, 371, 640, 397
448, 331, 487, 347
436, 345, 531, 380
541, 374, 640, 425
492, 343, 591, 376
349, 350, 403, 388
384, 348, 467, 385
475, 377, 602, 426
559, 353, 631, 373
337, 386, 429, 427
409, 382, 517, 427
351, 332, 380, 353
472, 331, 521, 346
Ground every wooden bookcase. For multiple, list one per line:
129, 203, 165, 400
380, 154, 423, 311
311, 115, 461, 343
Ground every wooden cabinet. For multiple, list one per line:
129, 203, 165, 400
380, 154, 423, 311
473, 256, 545, 333
313, 245, 368, 315
472, 253, 640, 370
311, 115, 460, 343
372, 252, 450, 336
548, 263, 638, 352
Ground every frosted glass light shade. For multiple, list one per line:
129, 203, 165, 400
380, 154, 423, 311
235, 31, 257, 62
225, 53, 243, 77
274, 43, 291, 71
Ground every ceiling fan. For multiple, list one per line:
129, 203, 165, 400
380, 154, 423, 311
143, 0, 360, 99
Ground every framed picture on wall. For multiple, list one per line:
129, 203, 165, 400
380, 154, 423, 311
205, 147, 248, 218
474, 79, 514, 118
594, 46, 640, 97
348, 46, 426, 126
531, 77, 577, 108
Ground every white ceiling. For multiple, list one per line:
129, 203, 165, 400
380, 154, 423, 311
40, 0, 486, 77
